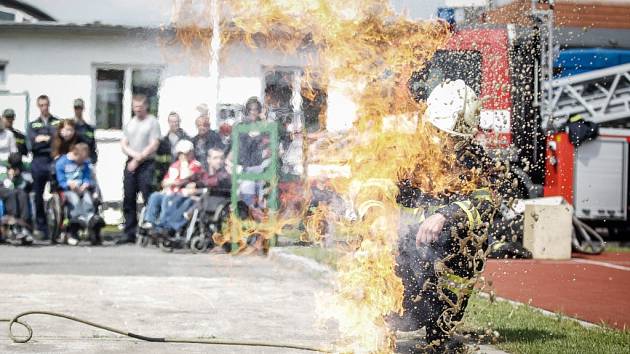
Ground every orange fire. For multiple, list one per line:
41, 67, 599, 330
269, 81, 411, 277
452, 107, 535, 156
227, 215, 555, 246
169, 1, 491, 352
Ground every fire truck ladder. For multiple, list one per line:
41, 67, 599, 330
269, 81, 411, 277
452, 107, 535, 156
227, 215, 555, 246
531, 0, 556, 129
543, 63, 630, 129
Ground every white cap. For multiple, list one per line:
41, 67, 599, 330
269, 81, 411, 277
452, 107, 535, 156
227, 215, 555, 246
423, 79, 480, 137
174, 140, 194, 154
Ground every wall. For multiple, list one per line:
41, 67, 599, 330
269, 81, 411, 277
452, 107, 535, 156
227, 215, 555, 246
0, 26, 324, 205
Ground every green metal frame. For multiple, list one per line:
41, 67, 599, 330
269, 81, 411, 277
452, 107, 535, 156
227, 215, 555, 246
230, 121, 280, 253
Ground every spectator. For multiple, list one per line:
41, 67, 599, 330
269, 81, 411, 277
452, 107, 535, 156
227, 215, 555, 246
28, 94, 60, 239
236, 97, 270, 208
200, 147, 231, 190
1, 109, 27, 157
192, 115, 224, 171
0, 153, 31, 239
184, 147, 232, 226
72, 98, 98, 164
0, 117, 18, 161
55, 143, 103, 245
8, 153, 33, 193
51, 119, 79, 159
120, 94, 161, 244
142, 140, 204, 233
155, 112, 189, 186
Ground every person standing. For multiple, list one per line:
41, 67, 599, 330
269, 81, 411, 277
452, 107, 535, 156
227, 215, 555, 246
155, 112, 189, 186
0, 118, 17, 161
28, 94, 60, 239
72, 98, 98, 164
192, 115, 224, 171
119, 94, 161, 244
1, 109, 27, 157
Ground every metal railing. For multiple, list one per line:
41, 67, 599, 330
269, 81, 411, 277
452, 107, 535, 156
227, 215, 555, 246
544, 63, 630, 129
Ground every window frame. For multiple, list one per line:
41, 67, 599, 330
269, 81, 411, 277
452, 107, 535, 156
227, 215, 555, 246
91, 64, 163, 138
0, 60, 7, 89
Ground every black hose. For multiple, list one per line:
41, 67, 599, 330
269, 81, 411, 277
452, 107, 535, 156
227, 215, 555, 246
572, 216, 605, 255
1, 311, 332, 352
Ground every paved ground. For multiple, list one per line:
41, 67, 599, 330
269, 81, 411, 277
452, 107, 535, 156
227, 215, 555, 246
484, 251, 630, 329
0, 244, 507, 354
0, 244, 336, 354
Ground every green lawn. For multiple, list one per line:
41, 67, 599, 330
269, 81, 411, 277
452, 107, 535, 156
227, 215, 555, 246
604, 244, 630, 253
462, 295, 630, 354
284, 245, 630, 354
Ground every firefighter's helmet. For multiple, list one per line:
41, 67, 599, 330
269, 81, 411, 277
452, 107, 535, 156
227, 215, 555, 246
423, 79, 480, 138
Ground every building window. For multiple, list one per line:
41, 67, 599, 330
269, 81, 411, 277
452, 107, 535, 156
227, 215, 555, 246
0, 62, 6, 86
95, 69, 124, 130
0, 11, 15, 21
94, 66, 161, 130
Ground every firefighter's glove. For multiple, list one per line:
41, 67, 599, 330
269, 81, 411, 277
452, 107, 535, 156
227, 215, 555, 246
416, 213, 446, 247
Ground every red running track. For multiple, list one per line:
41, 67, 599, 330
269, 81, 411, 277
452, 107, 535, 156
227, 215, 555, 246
483, 252, 630, 330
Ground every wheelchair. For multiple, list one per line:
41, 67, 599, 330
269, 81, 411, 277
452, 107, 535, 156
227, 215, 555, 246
136, 188, 249, 253
0, 199, 34, 246
45, 167, 104, 246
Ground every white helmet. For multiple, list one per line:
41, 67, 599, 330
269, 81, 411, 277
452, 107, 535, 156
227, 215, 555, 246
174, 140, 194, 154
423, 79, 480, 138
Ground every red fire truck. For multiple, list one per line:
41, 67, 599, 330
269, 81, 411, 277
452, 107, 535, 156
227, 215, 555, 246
415, 19, 630, 236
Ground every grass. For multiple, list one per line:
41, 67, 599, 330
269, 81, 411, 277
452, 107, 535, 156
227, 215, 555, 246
284, 245, 630, 354
462, 295, 630, 354
604, 244, 630, 253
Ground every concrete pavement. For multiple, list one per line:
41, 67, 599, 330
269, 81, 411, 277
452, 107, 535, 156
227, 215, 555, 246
0, 245, 508, 353
0, 245, 336, 353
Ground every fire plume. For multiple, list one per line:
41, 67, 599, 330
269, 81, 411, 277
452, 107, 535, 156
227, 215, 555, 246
171, 1, 490, 352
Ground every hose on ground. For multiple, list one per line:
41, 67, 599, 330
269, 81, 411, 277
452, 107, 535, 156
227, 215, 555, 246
572, 216, 605, 255
0, 311, 332, 353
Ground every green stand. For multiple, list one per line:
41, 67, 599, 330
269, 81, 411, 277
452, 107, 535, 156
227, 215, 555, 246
230, 121, 280, 253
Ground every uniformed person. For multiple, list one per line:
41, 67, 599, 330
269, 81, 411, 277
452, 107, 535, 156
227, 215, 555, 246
154, 112, 189, 188
28, 94, 60, 239
72, 98, 98, 164
2, 108, 28, 157
393, 80, 499, 353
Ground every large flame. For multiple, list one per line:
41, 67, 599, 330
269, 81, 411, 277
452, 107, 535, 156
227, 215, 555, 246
170, 1, 491, 352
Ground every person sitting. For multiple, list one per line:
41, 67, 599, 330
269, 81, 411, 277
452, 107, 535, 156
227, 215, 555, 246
0, 154, 32, 241
51, 119, 79, 159
142, 140, 204, 234
8, 153, 33, 193
200, 147, 231, 190
55, 143, 104, 245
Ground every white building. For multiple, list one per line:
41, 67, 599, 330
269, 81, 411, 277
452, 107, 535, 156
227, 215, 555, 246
0, 1, 340, 212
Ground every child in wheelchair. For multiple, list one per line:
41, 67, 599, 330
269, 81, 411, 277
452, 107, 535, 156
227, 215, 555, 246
54, 143, 104, 245
0, 153, 33, 244
141, 140, 205, 238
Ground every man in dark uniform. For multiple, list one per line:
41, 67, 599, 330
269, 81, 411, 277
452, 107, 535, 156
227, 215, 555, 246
392, 81, 499, 353
2, 108, 28, 156
28, 94, 60, 239
155, 111, 189, 187
72, 98, 98, 163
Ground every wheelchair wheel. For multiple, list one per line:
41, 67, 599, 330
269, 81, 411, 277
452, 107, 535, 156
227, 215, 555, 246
158, 238, 174, 252
136, 235, 151, 247
45, 195, 63, 244
190, 235, 209, 253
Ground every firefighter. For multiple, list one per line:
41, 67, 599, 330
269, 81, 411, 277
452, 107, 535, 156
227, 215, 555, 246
1, 109, 28, 157
394, 80, 497, 353
28, 95, 60, 239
